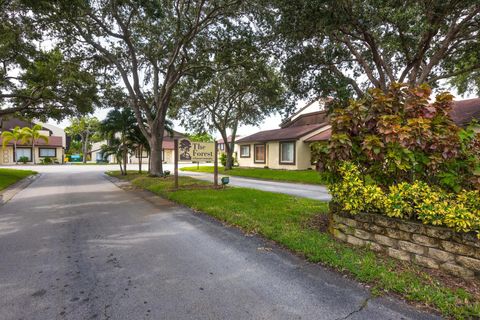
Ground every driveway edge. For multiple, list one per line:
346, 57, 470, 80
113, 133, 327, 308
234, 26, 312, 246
0, 173, 40, 206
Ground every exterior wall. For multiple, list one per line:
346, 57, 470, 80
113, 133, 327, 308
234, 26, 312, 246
39, 122, 67, 148
129, 156, 149, 164
0, 146, 63, 164
164, 149, 174, 163
0, 147, 14, 164
37, 146, 63, 164
330, 211, 480, 280
236, 126, 330, 170
290, 99, 326, 121
126, 149, 176, 164
236, 140, 314, 170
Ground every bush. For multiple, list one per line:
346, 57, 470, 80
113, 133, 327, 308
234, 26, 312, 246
315, 83, 480, 191
40, 157, 53, 165
18, 156, 29, 164
220, 153, 227, 167
330, 162, 480, 238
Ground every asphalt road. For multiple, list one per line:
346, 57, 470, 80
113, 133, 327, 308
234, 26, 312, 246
0, 165, 438, 320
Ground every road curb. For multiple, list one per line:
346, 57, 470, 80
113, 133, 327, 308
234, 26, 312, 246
0, 173, 40, 206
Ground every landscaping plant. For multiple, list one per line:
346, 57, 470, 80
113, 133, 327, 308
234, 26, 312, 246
1, 126, 24, 164
316, 83, 480, 192
323, 83, 480, 238
330, 162, 480, 238
21, 124, 49, 165
18, 156, 29, 164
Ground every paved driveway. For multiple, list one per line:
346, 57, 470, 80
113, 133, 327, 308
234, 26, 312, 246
180, 171, 332, 201
0, 165, 437, 319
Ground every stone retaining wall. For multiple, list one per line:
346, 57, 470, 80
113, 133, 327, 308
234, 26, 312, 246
329, 211, 480, 279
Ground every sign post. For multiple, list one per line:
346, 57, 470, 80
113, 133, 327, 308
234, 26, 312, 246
214, 141, 218, 187
174, 139, 179, 189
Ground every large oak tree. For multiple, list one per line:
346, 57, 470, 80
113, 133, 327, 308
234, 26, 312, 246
173, 36, 288, 169
31, 0, 243, 176
0, 0, 98, 120
262, 0, 480, 101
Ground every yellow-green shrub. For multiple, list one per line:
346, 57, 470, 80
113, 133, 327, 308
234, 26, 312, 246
330, 162, 480, 238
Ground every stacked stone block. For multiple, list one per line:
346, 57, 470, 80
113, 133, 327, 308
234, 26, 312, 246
329, 212, 480, 279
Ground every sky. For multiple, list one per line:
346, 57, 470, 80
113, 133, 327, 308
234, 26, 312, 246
47, 87, 476, 140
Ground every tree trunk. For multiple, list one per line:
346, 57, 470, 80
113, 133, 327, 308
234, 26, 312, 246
148, 150, 151, 172
117, 154, 124, 175
122, 134, 127, 175
14, 142, 17, 164
149, 133, 163, 176
32, 141, 35, 164
225, 144, 234, 170
220, 127, 237, 170
82, 134, 89, 164
138, 145, 142, 173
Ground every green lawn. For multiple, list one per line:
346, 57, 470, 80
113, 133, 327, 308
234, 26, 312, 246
0, 168, 37, 191
180, 166, 331, 185
108, 171, 480, 319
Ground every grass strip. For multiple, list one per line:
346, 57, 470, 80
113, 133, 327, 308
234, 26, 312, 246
108, 171, 480, 319
0, 168, 36, 191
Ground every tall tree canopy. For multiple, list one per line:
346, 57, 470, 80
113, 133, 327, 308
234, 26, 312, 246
173, 33, 288, 169
263, 0, 480, 101
65, 116, 101, 164
30, 0, 244, 176
0, 0, 98, 119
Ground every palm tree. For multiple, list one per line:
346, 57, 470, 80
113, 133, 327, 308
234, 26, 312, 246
100, 108, 176, 175
21, 124, 49, 164
1, 126, 24, 164
100, 108, 137, 175
101, 137, 129, 175
126, 125, 149, 173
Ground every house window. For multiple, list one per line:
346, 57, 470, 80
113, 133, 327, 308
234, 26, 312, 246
280, 141, 295, 164
240, 145, 250, 158
254, 144, 266, 163
39, 148, 56, 157
16, 148, 32, 161
218, 143, 225, 150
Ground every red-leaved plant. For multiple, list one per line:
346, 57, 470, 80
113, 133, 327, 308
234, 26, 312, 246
324, 83, 480, 191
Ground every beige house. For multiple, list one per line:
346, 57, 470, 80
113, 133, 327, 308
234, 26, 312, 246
235, 97, 480, 171
0, 117, 65, 164
235, 99, 331, 170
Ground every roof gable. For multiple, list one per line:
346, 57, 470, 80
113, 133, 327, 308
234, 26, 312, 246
451, 98, 480, 127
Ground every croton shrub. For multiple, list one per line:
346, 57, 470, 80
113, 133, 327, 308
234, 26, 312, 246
312, 83, 480, 192
318, 83, 480, 236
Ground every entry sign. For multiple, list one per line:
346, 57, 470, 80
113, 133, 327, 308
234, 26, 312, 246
178, 139, 215, 162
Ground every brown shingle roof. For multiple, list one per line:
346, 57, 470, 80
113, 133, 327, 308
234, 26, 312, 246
0, 136, 63, 147
451, 98, 480, 127
305, 128, 332, 142
281, 111, 329, 128
236, 124, 325, 143
238, 98, 480, 145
